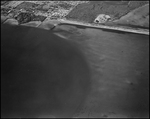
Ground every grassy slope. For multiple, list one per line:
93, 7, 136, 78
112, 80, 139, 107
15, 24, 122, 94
66, 1, 149, 28
1, 1, 149, 29
114, 4, 149, 28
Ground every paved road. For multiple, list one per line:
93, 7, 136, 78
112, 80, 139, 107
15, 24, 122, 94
1, 22, 149, 118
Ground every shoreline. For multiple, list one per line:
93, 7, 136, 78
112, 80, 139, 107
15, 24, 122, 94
57, 19, 149, 35
2, 16, 149, 36
1, 1, 149, 35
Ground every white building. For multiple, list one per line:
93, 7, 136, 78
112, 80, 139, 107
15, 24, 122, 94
94, 14, 111, 23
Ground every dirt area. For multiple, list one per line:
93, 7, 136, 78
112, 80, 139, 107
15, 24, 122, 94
66, 1, 149, 28
113, 4, 149, 28
1, 1, 87, 24
1, 1, 149, 29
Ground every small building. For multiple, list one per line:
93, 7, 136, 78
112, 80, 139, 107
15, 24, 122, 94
94, 14, 111, 23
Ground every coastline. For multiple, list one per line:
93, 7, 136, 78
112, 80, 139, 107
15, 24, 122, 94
1, 1, 149, 35
55, 19, 149, 35
2, 16, 149, 35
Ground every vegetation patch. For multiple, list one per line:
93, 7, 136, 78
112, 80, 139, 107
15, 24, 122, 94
15, 12, 46, 24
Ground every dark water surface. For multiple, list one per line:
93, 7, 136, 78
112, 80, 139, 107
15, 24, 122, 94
1, 24, 91, 118
54, 25, 149, 118
1, 24, 149, 118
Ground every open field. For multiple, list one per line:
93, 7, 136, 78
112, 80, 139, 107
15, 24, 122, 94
1, 1, 149, 30
113, 4, 149, 28
66, 1, 149, 28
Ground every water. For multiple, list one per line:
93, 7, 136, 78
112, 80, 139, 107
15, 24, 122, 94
1, 24, 149, 118
54, 25, 149, 118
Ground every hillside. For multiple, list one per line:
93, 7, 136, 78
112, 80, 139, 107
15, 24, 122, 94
113, 4, 149, 28
66, 1, 149, 28
1, 1, 88, 24
1, 1, 149, 30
